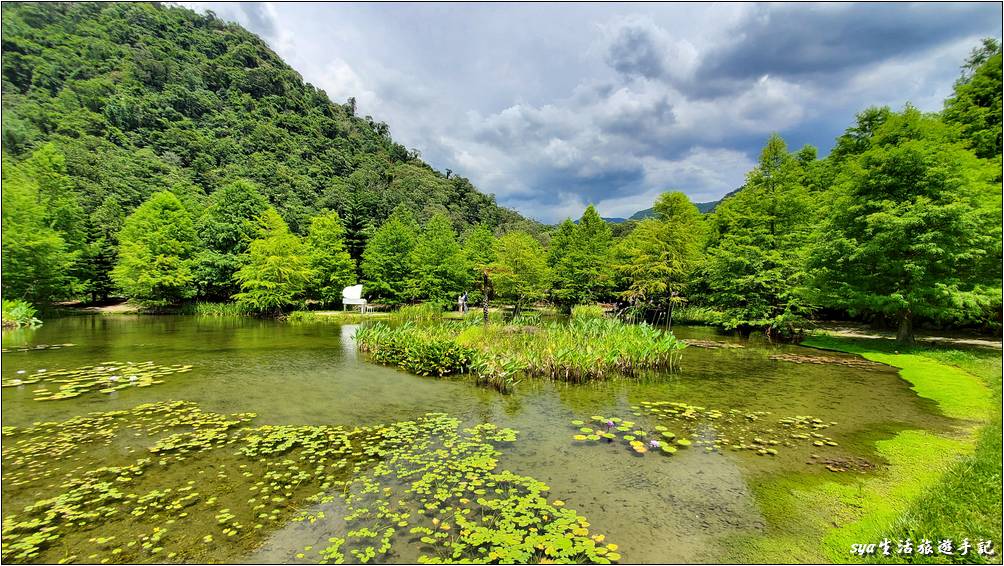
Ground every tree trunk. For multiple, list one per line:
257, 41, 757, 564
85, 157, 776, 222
482, 272, 490, 325
896, 309, 914, 345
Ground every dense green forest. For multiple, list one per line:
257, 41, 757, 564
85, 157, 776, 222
1, 3, 1001, 343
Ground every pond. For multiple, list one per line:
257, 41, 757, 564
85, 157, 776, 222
1, 315, 958, 563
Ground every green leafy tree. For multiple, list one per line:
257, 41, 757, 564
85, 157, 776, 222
546, 219, 576, 269
193, 180, 269, 301
614, 192, 705, 327
462, 224, 496, 305
20, 143, 88, 295
232, 208, 314, 314
304, 210, 356, 306
809, 107, 1001, 343
406, 213, 470, 304
700, 134, 814, 336
1, 156, 76, 303
82, 196, 124, 302
361, 206, 419, 304
463, 224, 497, 272
491, 231, 551, 313
551, 205, 613, 309
943, 38, 1002, 161
23, 143, 87, 251
112, 191, 201, 307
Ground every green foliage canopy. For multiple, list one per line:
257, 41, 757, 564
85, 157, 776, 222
490, 231, 551, 311
1, 155, 76, 303
700, 134, 815, 335
304, 210, 356, 306
193, 180, 269, 300
111, 191, 200, 307
550, 205, 613, 309
809, 107, 1002, 342
614, 192, 705, 307
406, 213, 470, 305
361, 206, 419, 305
232, 208, 314, 314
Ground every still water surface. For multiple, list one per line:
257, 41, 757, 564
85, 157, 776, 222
1, 316, 954, 563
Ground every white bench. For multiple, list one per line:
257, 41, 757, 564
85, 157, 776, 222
342, 284, 367, 313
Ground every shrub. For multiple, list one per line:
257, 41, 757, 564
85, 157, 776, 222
2, 299, 42, 328
356, 322, 475, 377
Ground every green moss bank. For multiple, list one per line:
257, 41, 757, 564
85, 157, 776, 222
726, 335, 1001, 564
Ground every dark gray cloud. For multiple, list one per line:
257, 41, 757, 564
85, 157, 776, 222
187, 2, 1002, 222
690, 3, 1001, 97
606, 22, 669, 79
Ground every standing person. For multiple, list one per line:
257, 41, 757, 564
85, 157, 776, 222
462, 292, 469, 313
458, 293, 464, 314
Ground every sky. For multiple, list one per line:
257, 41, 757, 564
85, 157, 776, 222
183, 2, 1002, 223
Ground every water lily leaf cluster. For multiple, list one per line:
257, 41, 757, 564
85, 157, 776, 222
1, 361, 192, 401
2, 402, 617, 564
568, 401, 842, 459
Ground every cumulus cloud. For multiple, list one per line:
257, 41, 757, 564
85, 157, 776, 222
603, 15, 698, 84
185, 2, 1002, 223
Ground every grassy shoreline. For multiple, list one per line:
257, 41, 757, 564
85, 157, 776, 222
728, 335, 1001, 564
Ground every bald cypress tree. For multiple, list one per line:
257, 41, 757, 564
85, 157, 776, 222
701, 134, 814, 336
810, 108, 1001, 343
551, 205, 613, 309
406, 213, 470, 304
112, 191, 201, 307
361, 206, 419, 305
233, 208, 314, 315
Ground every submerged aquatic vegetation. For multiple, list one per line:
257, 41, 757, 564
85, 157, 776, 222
567, 402, 844, 462
2, 402, 616, 564
0, 361, 193, 401
769, 353, 881, 369
356, 317, 685, 389
1, 343, 76, 353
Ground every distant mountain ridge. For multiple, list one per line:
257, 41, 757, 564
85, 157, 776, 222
623, 189, 740, 222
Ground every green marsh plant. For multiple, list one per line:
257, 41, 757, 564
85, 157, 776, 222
2, 299, 42, 328
356, 317, 685, 389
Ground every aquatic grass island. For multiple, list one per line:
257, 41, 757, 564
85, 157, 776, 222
2, 2, 1002, 565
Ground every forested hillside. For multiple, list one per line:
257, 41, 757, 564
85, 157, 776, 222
1, 2, 534, 300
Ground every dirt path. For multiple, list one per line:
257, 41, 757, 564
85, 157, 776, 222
815, 322, 1002, 350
